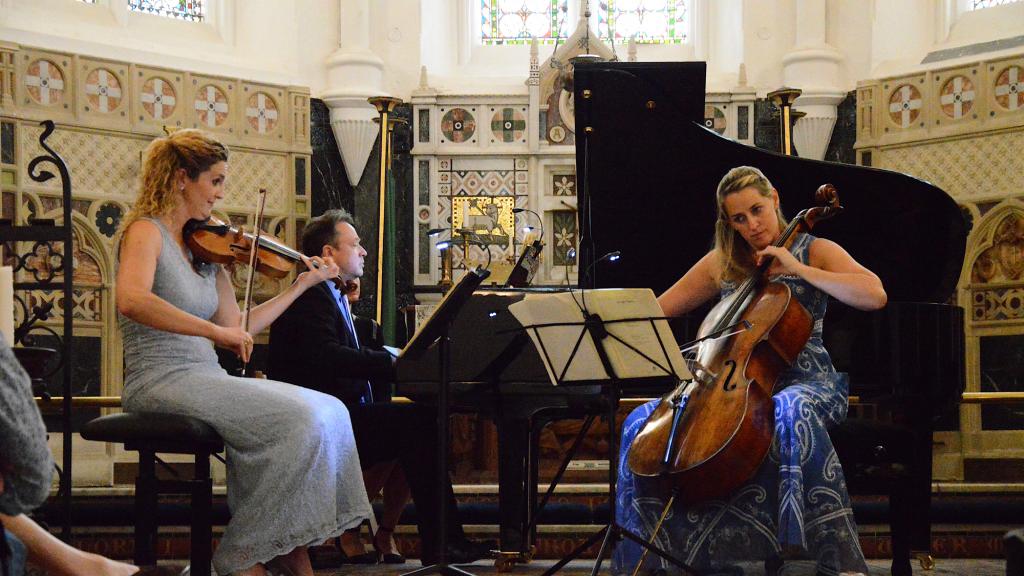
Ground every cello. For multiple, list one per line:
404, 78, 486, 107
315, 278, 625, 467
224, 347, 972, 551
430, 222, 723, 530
626, 184, 843, 506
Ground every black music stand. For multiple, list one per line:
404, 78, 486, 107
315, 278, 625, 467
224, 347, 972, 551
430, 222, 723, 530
509, 290, 702, 576
402, 267, 490, 576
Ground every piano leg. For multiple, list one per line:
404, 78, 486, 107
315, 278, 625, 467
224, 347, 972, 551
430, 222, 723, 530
889, 405, 933, 576
497, 413, 531, 557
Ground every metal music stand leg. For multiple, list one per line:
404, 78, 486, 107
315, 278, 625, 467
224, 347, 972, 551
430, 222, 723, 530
402, 322, 480, 576
541, 317, 700, 576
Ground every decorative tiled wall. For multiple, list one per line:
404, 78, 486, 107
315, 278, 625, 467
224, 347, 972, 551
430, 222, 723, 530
0, 43, 313, 412
857, 52, 1024, 457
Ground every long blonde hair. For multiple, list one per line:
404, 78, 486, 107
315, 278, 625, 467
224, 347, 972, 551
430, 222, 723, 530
713, 166, 789, 283
122, 129, 228, 232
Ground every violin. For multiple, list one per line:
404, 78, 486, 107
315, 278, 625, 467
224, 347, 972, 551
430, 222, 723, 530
183, 217, 357, 292
626, 184, 843, 505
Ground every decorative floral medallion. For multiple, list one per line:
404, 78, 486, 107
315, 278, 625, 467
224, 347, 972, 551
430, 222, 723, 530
940, 75, 975, 119
95, 202, 123, 238
194, 85, 229, 128
25, 60, 66, 106
995, 66, 1023, 111
441, 108, 476, 143
246, 92, 279, 134
888, 84, 922, 128
141, 77, 177, 120
85, 68, 123, 113
490, 108, 526, 143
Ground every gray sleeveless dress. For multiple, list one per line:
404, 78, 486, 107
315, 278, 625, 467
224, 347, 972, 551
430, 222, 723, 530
119, 218, 372, 575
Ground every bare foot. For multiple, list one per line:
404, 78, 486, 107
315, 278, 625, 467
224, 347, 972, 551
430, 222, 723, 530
266, 546, 312, 576
77, 552, 141, 576
232, 563, 269, 576
339, 529, 368, 557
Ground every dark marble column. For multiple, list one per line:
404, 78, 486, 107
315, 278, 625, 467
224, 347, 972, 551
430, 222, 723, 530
309, 99, 415, 332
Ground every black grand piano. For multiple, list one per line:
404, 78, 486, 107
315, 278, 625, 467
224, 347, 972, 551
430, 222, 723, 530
396, 62, 967, 576
573, 61, 968, 575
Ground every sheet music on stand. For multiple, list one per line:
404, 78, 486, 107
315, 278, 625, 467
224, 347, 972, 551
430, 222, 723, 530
400, 267, 489, 361
508, 288, 691, 385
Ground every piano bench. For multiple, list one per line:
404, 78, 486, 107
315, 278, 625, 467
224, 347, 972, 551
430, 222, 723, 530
830, 417, 928, 576
81, 412, 224, 576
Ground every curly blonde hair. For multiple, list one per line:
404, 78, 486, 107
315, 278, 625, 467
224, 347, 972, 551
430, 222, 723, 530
713, 166, 789, 283
121, 129, 228, 232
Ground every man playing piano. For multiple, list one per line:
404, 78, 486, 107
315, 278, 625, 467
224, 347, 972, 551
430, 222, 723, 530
614, 166, 887, 576
267, 209, 491, 566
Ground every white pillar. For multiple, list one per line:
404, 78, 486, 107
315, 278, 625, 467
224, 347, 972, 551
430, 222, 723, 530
322, 0, 388, 186
782, 0, 846, 161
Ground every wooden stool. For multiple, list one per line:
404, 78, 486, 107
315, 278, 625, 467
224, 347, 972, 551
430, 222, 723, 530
81, 412, 223, 576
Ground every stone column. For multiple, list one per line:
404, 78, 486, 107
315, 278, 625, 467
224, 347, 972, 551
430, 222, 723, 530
782, 0, 846, 161
322, 0, 387, 186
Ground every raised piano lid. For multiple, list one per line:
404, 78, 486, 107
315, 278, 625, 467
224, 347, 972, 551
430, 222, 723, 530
573, 61, 969, 305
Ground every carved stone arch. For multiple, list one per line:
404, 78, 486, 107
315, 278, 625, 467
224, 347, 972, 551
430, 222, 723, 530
964, 200, 1024, 286
70, 212, 110, 283
960, 199, 1024, 324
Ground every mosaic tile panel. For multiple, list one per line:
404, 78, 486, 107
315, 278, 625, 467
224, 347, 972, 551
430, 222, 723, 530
1, 121, 13, 165
971, 211, 1024, 285
552, 173, 576, 197
21, 125, 147, 200
436, 157, 529, 271
222, 150, 288, 212
703, 104, 727, 134
972, 286, 1024, 321
737, 105, 750, 140
418, 109, 430, 143
489, 107, 527, 143
418, 160, 430, 204
878, 130, 1023, 201
441, 107, 477, 143
551, 210, 577, 266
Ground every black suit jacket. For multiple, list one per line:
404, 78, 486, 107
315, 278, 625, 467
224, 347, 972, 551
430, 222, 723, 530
268, 281, 394, 406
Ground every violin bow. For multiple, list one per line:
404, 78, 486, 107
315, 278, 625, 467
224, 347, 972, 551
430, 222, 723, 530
239, 188, 268, 376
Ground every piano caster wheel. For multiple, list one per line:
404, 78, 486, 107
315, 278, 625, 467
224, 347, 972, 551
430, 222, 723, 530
494, 550, 533, 572
915, 552, 935, 570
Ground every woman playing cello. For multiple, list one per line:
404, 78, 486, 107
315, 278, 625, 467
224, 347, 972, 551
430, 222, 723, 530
116, 129, 372, 575
614, 166, 886, 575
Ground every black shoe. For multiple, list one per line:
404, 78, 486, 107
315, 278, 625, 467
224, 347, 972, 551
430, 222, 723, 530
420, 538, 496, 566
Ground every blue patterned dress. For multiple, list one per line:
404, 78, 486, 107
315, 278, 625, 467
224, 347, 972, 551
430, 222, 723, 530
613, 233, 869, 576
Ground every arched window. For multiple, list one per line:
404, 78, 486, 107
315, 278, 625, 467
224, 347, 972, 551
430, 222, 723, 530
969, 0, 1020, 9
597, 0, 689, 44
480, 0, 690, 45
128, 0, 205, 22
481, 0, 570, 45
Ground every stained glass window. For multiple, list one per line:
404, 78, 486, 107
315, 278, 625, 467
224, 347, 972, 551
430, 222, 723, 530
970, 0, 1020, 8
482, 0, 570, 45
128, 0, 205, 22
597, 0, 688, 44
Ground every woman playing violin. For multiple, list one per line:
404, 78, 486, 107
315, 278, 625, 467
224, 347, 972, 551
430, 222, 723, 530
614, 166, 886, 576
116, 129, 372, 576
